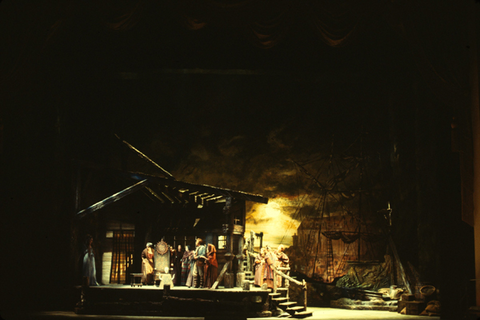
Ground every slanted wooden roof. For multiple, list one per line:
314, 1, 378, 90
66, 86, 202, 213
75, 170, 268, 220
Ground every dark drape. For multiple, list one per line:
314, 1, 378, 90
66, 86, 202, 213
1, 0, 476, 247
390, 0, 474, 226
2, 0, 476, 235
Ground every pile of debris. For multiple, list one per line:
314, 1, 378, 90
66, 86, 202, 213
330, 285, 440, 316
397, 285, 440, 316
329, 255, 440, 316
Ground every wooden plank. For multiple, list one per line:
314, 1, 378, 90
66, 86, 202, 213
211, 261, 231, 290
389, 236, 412, 294
272, 266, 302, 286
116, 134, 175, 179
76, 179, 148, 219
144, 187, 166, 204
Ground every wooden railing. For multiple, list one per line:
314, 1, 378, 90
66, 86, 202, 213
272, 266, 308, 311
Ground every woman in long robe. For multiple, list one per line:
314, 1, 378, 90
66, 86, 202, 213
180, 245, 191, 286
141, 243, 154, 285
275, 244, 289, 287
254, 248, 266, 287
83, 234, 99, 286
204, 243, 218, 288
263, 246, 277, 289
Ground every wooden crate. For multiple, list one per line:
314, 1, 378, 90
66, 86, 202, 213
404, 301, 426, 315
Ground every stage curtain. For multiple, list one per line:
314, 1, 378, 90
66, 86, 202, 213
389, 0, 474, 225
0, 0, 75, 99
304, 0, 387, 48
245, 0, 294, 49
174, 0, 390, 48
93, 0, 147, 31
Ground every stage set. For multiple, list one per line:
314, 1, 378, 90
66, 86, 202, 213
73, 159, 311, 319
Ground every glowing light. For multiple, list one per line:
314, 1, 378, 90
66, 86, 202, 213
246, 197, 301, 249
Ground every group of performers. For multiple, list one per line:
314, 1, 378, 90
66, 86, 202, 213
84, 233, 288, 290
252, 244, 289, 289
141, 238, 218, 289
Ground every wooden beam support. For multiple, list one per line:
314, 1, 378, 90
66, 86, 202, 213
76, 179, 149, 219
211, 261, 231, 290
388, 235, 412, 294
115, 134, 175, 179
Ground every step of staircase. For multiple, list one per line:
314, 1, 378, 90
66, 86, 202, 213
278, 312, 291, 318
272, 297, 288, 303
269, 292, 281, 297
278, 301, 296, 311
278, 301, 297, 308
292, 310, 313, 318
286, 306, 306, 315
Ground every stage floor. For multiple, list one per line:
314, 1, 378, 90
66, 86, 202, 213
87, 284, 269, 292
21, 308, 440, 320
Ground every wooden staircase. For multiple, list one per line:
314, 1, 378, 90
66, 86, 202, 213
269, 288, 312, 318
268, 270, 313, 318
242, 243, 312, 318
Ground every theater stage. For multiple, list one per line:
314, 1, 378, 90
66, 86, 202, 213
20, 307, 440, 320
73, 284, 273, 318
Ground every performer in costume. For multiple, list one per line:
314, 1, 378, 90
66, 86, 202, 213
83, 234, 99, 286
192, 238, 207, 288
275, 244, 289, 287
141, 242, 154, 285
181, 245, 192, 286
254, 247, 266, 287
173, 244, 183, 286
185, 246, 196, 287
263, 245, 277, 289
204, 243, 218, 288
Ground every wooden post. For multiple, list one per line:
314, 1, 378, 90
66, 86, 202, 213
285, 267, 290, 300
388, 236, 412, 294
273, 267, 277, 293
211, 261, 231, 290
303, 279, 307, 311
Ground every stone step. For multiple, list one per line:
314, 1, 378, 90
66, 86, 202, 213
292, 311, 313, 318
269, 292, 281, 297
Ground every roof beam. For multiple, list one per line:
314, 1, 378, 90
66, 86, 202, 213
76, 179, 149, 219
128, 172, 268, 204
